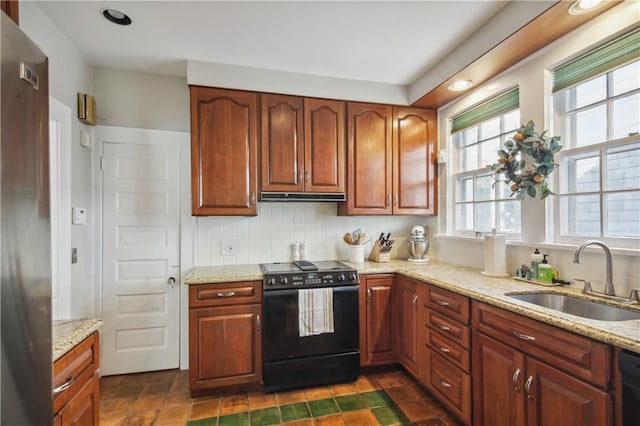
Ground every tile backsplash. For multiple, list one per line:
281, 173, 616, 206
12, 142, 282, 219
194, 202, 435, 266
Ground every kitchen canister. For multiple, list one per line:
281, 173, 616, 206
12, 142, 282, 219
348, 244, 365, 263
481, 230, 508, 277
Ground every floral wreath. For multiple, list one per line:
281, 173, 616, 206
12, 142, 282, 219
489, 120, 562, 199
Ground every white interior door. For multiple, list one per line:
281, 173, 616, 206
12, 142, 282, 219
101, 139, 181, 375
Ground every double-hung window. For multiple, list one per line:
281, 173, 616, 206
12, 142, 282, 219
450, 88, 521, 236
553, 28, 640, 246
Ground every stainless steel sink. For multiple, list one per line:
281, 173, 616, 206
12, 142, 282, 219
506, 292, 640, 321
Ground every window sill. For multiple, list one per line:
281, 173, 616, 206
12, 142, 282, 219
434, 234, 640, 257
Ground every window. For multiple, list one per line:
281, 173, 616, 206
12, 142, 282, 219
553, 28, 640, 245
450, 88, 521, 235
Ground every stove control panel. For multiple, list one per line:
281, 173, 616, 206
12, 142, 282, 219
263, 271, 359, 290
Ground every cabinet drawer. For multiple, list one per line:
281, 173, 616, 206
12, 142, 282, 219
425, 328, 470, 373
425, 310, 470, 348
425, 349, 471, 424
426, 286, 469, 324
53, 332, 100, 414
472, 301, 611, 388
189, 281, 262, 307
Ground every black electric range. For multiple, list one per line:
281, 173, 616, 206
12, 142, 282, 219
259, 260, 360, 392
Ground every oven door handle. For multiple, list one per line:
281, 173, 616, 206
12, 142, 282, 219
263, 285, 359, 298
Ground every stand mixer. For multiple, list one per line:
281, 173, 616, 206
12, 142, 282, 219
407, 226, 429, 263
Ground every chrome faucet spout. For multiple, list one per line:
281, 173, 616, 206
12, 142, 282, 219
573, 240, 615, 296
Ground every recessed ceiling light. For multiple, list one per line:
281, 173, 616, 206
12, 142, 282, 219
102, 8, 132, 26
568, 0, 610, 15
448, 80, 474, 92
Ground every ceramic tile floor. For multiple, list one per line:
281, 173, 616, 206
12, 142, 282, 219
100, 369, 462, 426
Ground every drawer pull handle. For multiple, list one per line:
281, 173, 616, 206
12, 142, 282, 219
512, 368, 521, 392
256, 314, 261, 331
436, 323, 450, 331
412, 294, 418, 307
513, 331, 536, 341
217, 291, 236, 298
435, 300, 450, 307
53, 377, 74, 395
525, 375, 534, 399
438, 345, 450, 354
438, 378, 452, 388
367, 288, 372, 303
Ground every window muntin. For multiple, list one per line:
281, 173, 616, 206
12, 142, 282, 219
452, 109, 521, 235
554, 59, 640, 244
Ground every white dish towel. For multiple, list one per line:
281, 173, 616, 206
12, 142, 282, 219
298, 288, 334, 337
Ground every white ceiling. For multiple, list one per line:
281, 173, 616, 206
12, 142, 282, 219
34, 0, 519, 87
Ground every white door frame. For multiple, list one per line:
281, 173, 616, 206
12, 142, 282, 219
93, 125, 193, 370
49, 97, 72, 320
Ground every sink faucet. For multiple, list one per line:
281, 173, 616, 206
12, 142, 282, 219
573, 240, 615, 296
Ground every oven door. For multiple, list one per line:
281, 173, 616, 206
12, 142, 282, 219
263, 284, 359, 361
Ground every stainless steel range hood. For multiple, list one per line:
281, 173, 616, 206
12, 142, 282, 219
260, 192, 346, 202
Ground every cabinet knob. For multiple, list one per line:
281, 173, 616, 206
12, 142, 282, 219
393, 193, 398, 207
525, 375, 534, 399
250, 192, 256, 205
438, 378, 452, 388
366, 288, 372, 303
256, 314, 261, 331
412, 294, 418, 307
305, 171, 310, 184
512, 368, 521, 392
387, 194, 391, 207
513, 331, 536, 341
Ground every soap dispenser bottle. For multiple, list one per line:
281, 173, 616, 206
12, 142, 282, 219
537, 254, 553, 283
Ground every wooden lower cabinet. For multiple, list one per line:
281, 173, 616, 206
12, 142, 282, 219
472, 302, 612, 426
397, 276, 420, 376
189, 281, 262, 394
360, 275, 396, 366
53, 332, 100, 426
58, 374, 100, 426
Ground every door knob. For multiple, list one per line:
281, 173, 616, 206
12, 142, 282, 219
167, 277, 176, 289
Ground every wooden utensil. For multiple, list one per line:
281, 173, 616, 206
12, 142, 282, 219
343, 233, 354, 245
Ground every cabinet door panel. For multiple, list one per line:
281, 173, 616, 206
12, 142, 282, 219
190, 87, 257, 215
261, 94, 304, 192
341, 103, 392, 214
304, 98, 345, 193
61, 374, 99, 426
473, 331, 526, 426
526, 358, 610, 426
189, 304, 262, 389
397, 277, 419, 375
392, 107, 437, 215
361, 275, 396, 366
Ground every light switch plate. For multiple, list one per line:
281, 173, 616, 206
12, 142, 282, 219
72, 207, 87, 225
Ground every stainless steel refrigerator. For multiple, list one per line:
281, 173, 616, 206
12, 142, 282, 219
1, 12, 52, 425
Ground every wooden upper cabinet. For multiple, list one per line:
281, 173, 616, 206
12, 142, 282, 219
190, 86, 258, 216
261, 94, 304, 192
339, 102, 393, 215
304, 98, 345, 193
339, 103, 437, 215
393, 107, 437, 215
1, 0, 19, 25
261, 95, 345, 194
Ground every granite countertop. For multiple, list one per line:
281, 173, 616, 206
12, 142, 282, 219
185, 260, 640, 353
52, 318, 103, 362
